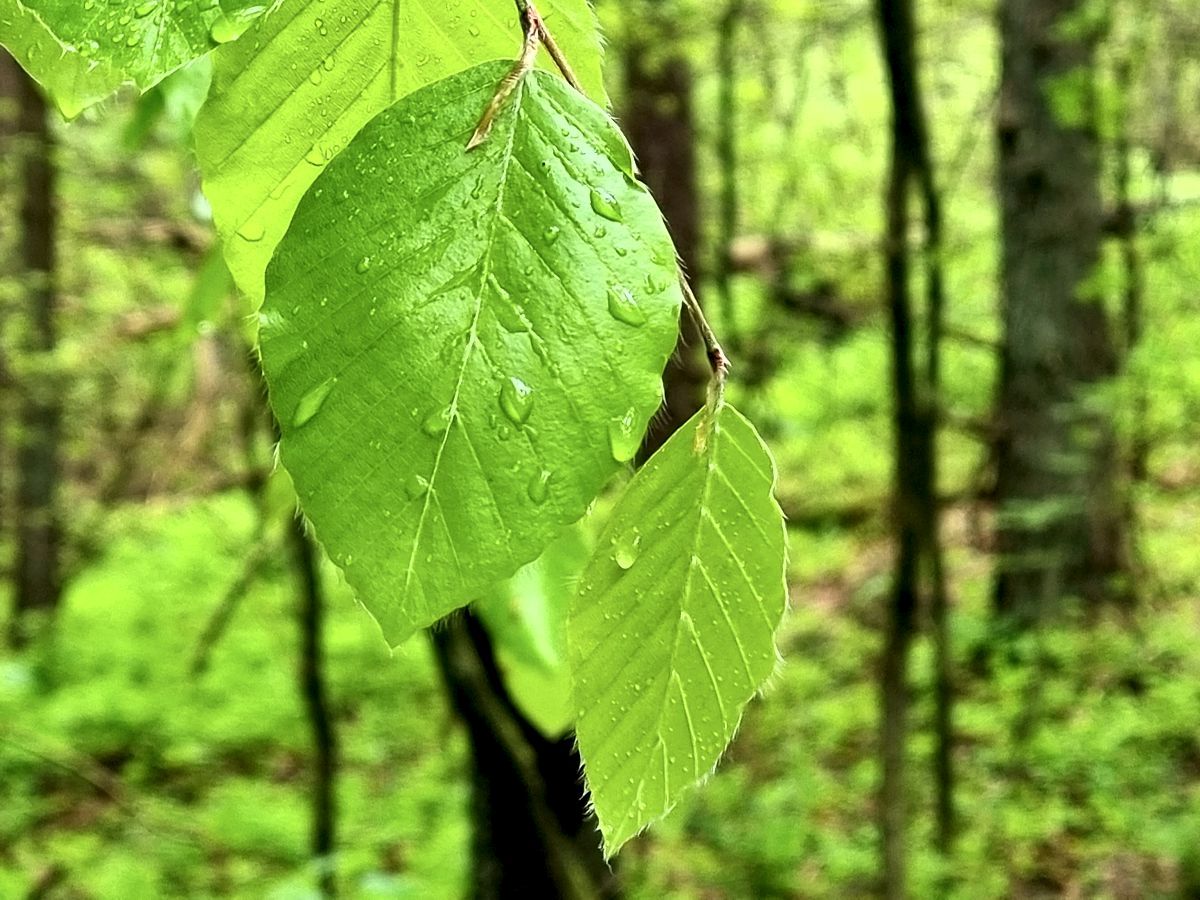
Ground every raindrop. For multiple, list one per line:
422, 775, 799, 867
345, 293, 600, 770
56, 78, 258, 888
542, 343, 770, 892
527, 469, 552, 504
405, 473, 430, 500
499, 377, 534, 425
613, 528, 642, 570
209, 14, 240, 43
356, 256, 372, 274
644, 272, 669, 294
422, 405, 453, 436
542, 225, 561, 244
607, 284, 646, 327
238, 221, 265, 243
589, 187, 622, 222
134, 0, 158, 17
608, 408, 641, 463
292, 378, 335, 428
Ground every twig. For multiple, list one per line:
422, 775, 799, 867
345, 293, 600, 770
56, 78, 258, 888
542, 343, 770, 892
467, 14, 541, 150
680, 277, 730, 383
513, 0, 584, 93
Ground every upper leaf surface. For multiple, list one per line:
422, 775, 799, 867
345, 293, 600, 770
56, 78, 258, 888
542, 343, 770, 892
0, 0, 265, 117
260, 61, 681, 645
193, 0, 606, 303
569, 400, 787, 856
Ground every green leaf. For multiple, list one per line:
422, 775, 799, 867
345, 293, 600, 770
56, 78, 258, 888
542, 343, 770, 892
260, 62, 682, 646
0, 0, 266, 118
193, 0, 605, 303
569, 399, 787, 856
476, 525, 591, 736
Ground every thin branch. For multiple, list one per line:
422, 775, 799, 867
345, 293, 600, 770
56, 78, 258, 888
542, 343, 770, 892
513, 0, 584, 93
467, 12, 541, 149
680, 276, 730, 383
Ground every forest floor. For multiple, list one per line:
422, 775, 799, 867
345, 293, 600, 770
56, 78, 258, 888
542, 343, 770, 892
3, 467, 1199, 898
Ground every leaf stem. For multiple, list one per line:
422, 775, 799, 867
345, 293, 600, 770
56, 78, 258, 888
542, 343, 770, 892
513, 0, 585, 94
466, 11, 541, 149
680, 276, 730, 385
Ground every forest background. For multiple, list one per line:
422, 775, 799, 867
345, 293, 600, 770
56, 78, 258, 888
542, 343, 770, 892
2, 0, 1200, 897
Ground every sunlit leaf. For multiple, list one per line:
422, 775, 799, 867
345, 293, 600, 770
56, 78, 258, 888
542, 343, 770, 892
0, 0, 267, 117
193, 0, 606, 303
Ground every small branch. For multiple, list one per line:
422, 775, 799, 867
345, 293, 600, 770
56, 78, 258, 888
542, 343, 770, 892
513, 0, 584, 93
680, 277, 729, 383
468, 8, 541, 149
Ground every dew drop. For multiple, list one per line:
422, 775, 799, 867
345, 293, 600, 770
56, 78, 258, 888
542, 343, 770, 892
356, 256, 372, 274
209, 14, 240, 43
499, 377, 534, 425
527, 469, 552, 504
607, 284, 646, 327
292, 377, 335, 428
608, 408, 641, 463
238, 221, 265, 242
644, 272, 668, 294
613, 528, 642, 570
134, 0, 158, 17
542, 225, 561, 244
422, 405, 453, 436
405, 473, 430, 500
589, 187, 622, 222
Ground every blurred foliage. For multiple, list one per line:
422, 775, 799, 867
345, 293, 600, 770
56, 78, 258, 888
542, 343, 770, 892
3, 0, 1200, 895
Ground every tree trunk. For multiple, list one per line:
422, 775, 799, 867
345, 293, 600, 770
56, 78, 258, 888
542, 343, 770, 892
286, 514, 338, 897
874, 0, 956, 889
993, 0, 1132, 623
622, 5, 706, 456
430, 612, 618, 900
1, 52, 62, 646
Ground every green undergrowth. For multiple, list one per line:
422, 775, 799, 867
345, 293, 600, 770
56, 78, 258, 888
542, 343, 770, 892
3, 485, 1199, 898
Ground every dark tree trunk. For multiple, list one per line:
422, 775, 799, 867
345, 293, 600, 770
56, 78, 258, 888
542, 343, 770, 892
993, 0, 1132, 623
430, 612, 618, 900
1113, 53, 1148, 483
1, 53, 62, 646
874, 0, 955, 890
286, 514, 338, 897
622, 6, 706, 456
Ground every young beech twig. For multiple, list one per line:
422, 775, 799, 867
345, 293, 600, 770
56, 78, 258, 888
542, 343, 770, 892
513, 0, 584, 93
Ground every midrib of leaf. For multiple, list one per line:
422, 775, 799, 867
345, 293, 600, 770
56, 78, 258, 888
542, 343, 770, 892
404, 81, 525, 596
590, 429, 728, 809
576, 404, 784, 848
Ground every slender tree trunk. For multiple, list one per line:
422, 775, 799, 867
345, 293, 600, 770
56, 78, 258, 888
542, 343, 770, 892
874, 0, 956, 888
286, 514, 338, 897
715, 0, 744, 349
622, 5, 706, 455
993, 0, 1132, 623
1, 53, 61, 646
1113, 54, 1148, 483
430, 612, 618, 900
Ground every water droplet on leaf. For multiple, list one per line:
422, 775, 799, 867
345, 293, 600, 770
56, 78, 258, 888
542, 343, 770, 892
293, 378, 335, 428
499, 377, 534, 425
607, 285, 646, 326
405, 473, 430, 500
608, 408, 641, 463
422, 405, 453, 436
527, 469, 552, 504
613, 528, 642, 570
589, 187, 622, 221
